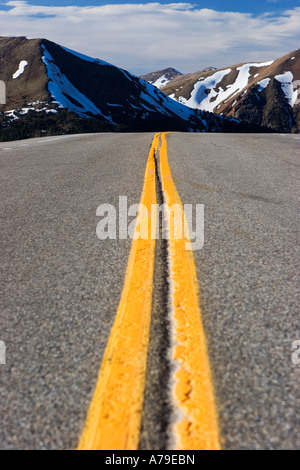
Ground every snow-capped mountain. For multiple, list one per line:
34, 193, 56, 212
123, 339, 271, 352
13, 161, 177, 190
162, 50, 300, 133
140, 68, 183, 89
140, 67, 218, 89
0, 36, 247, 140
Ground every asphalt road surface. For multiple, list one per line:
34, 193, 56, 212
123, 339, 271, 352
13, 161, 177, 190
0, 132, 299, 450
165, 133, 300, 450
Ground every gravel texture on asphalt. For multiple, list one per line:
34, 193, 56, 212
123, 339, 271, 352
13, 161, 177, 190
166, 133, 300, 450
1, 132, 299, 450
0, 133, 154, 449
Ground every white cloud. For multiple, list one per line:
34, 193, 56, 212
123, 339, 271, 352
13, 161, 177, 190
0, 2, 299, 74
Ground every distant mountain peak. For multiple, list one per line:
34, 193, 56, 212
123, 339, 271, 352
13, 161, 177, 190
140, 68, 183, 89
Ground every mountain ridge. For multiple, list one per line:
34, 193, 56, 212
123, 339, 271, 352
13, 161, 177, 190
159, 49, 300, 133
0, 36, 271, 141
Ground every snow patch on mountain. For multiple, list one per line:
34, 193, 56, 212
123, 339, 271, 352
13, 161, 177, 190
169, 68, 232, 112
275, 71, 297, 107
152, 75, 172, 88
171, 60, 274, 112
257, 78, 271, 91
234, 61, 273, 94
12, 60, 28, 79
41, 45, 114, 122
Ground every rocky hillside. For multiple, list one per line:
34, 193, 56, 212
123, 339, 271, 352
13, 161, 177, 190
162, 50, 300, 133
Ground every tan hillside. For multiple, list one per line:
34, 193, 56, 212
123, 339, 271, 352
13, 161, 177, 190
0, 37, 49, 111
162, 49, 300, 132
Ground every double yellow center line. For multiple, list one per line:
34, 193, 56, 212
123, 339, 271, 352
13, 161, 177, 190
78, 133, 220, 451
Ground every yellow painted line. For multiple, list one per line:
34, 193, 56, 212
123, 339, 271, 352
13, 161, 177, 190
78, 134, 159, 450
159, 132, 221, 450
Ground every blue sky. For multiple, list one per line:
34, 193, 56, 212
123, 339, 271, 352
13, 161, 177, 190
1, 0, 297, 15
0, 1, 299, 74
